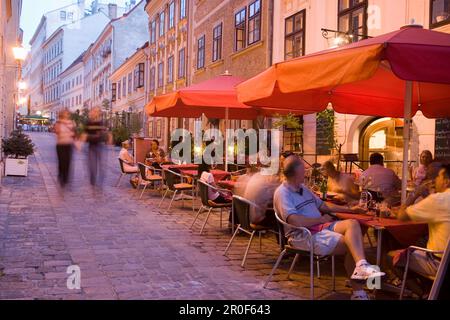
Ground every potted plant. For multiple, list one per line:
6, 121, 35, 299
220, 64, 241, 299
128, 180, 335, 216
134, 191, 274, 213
2, 129, 35, 176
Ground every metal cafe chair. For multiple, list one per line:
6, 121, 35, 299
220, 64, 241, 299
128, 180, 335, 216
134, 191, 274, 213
223, 195, 275, 268
190, 180, 232, 235
116, 158, 139, 187
159, 169, 195, 214
263, 211, 336, 300
135, 163, 163, 199
399, 242, 446, 300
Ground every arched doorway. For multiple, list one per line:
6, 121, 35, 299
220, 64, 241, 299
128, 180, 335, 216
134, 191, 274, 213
359, 118, 405, 174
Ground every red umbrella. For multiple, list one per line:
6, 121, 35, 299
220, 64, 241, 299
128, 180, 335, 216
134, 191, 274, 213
146, 74, 258, 120
237, 25, 450, 202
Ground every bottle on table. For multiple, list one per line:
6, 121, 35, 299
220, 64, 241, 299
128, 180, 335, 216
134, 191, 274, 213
359, 176, 372, 211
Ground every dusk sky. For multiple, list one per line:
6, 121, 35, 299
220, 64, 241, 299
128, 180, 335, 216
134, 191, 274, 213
21, 0, 129, 47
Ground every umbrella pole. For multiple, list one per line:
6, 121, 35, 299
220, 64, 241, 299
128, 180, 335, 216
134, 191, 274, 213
225, 107, 229, 172
401, 81, 413, 205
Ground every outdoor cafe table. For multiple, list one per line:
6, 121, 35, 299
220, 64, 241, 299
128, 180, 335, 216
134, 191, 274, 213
160, 164, 199, 171
217, 180, 237, 191
180, 169, 230, 183
335, 212, 428, 266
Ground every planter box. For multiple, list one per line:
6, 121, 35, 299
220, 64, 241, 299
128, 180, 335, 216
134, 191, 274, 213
4, 157, 29, 177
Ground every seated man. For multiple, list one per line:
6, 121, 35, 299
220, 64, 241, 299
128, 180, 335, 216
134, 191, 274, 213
274, 155, 385, 300
119, 140, 138, 173
394, 164, 450, 284
322, 161, 360, 204
359, 153, 401, 204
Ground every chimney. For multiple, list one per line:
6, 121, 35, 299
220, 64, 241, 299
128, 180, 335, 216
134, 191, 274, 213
108, 3, 118, 19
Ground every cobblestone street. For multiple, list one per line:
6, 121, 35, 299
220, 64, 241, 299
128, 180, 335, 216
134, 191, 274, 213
0, 132, 367, 300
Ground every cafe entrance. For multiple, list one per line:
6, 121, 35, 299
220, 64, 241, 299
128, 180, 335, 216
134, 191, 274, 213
359, 117, 405, 174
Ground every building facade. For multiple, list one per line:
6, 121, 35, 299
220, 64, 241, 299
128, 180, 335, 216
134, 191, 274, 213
272, 0, 450, 173
41, 11, 111, 119
82, 44, 94, 109
110, 42, 148, 114
110, 42, 149, 137
26, 1, 131, 118
190, 0, 273, 136
144, 0, 192, 148
89, 0, 149, 112
0, 0, 23, 161
60, 52, 85, 112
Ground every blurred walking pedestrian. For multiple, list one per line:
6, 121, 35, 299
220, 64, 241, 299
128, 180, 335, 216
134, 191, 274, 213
82, 107, 111, 188
54, 110, 76, 188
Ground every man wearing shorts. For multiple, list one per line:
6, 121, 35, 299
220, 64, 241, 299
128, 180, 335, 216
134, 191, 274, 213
274, 155, 385, 300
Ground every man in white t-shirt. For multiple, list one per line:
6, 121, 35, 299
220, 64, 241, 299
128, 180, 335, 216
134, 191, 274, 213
396, 164, 450, 278
274, 155, 385, 300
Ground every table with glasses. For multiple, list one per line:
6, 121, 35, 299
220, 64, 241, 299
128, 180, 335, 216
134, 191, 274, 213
180, 169, 230, 183
335, 212, 428, 266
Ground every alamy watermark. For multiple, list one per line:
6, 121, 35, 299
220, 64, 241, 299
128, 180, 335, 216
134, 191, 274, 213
66, 265, 81, 290
170, 121, 281, 175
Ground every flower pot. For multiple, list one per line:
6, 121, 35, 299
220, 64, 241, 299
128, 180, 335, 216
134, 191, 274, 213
4, 157, 29, 177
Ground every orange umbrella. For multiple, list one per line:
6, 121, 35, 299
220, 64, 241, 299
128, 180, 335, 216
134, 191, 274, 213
146, 74, 258, 120
146, 74, 311, 119
237, 26, 450, 119
237, 26, 450, 202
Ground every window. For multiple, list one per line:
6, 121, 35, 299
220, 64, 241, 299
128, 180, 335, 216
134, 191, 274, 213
158, 62, 164, 88
180, 0, 187, 20
212, 23, 223, 62
197, 35, 205, 69
134, 68, 138, 91
150, 66, 156, 91
168, 1, 175, 29
137, 63, 145, 88
122, 76, 127, 97
60, 11, 66, 21
67, 12, 73, 20
128, 73, 132, 94
285, 10, 306, 60
338, 0, 368, 42
430, 0, 450, 28
178, 48, 185, 79
117, 81, 121, 100
112, 83, 117, 102
248, 0, 261, 45
167, 56, 174, 83
159, 11, 165, 37
235, 8, 246, 51
150, 20, 157, 43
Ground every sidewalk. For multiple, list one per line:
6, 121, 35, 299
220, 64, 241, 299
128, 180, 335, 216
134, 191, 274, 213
0, 132, 352, 300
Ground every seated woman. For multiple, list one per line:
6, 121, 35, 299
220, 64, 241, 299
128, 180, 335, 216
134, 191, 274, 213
146, 139, 166, 168
412, 150, 434, 187
198, 161, 231, 204
119, 140, 138, 173
322, 161, 360, 203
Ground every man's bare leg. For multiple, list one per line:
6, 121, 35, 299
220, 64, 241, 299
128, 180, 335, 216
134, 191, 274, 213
333, 219, 366, 263
332, 238, 364, 291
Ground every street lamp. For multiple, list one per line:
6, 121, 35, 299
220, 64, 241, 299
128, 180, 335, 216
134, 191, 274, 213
18, 97, 27, 105
18, 80, 27, 90
12, 46, 28, 61
12, 46, 28, 129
